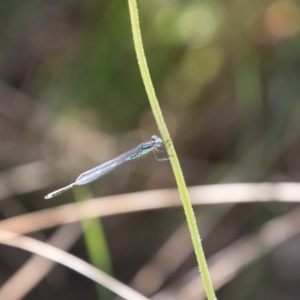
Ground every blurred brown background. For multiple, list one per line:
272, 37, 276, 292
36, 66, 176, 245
1, 0, 300, 299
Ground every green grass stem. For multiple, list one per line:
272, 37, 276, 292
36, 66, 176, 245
127, 1, 217, 299
74, 186, 113, 300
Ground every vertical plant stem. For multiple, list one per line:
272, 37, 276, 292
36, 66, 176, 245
74, 186, 113, 300
126, 0, 216, 299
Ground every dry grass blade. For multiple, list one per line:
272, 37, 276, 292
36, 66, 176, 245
0, 183, 299, 235
0, 223, 82, 300
153, 204, 300, 300
0, 230, 149, 300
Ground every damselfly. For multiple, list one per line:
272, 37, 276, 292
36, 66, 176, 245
45, 135, 168, 199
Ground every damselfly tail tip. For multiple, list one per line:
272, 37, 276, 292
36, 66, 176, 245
44, 183, 77, 200
44, 193, 53, 200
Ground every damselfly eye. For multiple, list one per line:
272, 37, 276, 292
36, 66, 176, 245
151, 135, 163, 147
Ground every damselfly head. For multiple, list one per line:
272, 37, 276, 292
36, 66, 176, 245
151, 135, 163, 147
